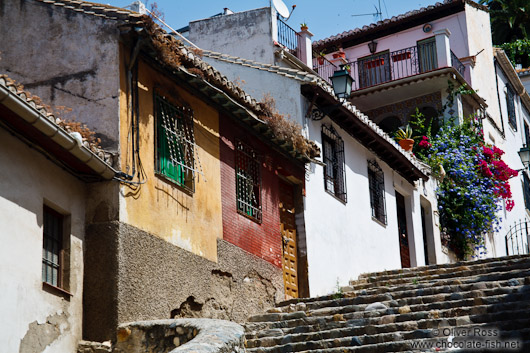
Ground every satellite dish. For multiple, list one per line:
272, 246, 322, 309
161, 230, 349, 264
272, 0, 290, 18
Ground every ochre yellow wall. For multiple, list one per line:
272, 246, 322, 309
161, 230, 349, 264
119, 47, 222, 262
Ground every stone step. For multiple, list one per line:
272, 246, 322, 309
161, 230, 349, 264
246, 321, 530, 352
297, 278, 529, 314
355, 255, 530, 283
246, 301, 530, 347
245, 309, 530, 349
276, 261, 530, 311
347, 259, 530, 291
248, 271, 530, 323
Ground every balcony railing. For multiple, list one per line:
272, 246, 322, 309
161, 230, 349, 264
451, 51, 465, 77
312, 55, 339, 82
277, 17, 301, 58
313, 44, 467, 93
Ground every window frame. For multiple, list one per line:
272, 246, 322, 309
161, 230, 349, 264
42, 206, 65, 289
155, 94, 196, 193
368, 160, 387, 224
523, 172, 530, 211
358, 50, 392, 89
506, 83, 517, 131
235, 141, 262, 222
322, 125, 347, 203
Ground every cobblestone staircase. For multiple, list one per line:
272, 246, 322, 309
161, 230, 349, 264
244, 255, 530, 352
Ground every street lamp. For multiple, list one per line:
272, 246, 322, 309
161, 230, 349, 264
368, 40, 378, 54
518, 145, 530, 170
330, 68, 353, 99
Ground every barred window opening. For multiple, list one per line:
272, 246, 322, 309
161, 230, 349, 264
523, 173, 530, 211
506, 84, 517, 131
368, 160, 387, 224
156, 94, 201, 192
322, 125, 347, 202
43, 206, 64, 288
236, 141, 262, 222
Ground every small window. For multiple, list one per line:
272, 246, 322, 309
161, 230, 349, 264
155, 94, 195, 192
42, 206, 65, 288
322, 125, 347, 202
523, 173, 530, 211
236, 141, 262, 222
524, 119, 530, 146
506, 84, 517, 130
368, 160, 387, 224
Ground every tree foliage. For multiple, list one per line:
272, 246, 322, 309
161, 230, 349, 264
479, 0, 530, 66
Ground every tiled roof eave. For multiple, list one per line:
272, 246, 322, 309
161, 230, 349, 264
313, 0, 487, 51
302, 82, 428, 184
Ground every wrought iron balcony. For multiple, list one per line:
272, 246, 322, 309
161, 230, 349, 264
313, 44, 466, 93
277, 17, 301, 58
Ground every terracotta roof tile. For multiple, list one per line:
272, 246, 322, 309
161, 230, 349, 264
0, 74, 114, 165
34, 0, 143, 22
200, 49, 426, 175
313, 0, 487, 50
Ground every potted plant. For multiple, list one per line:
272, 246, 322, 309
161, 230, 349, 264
317, 52, 326, 65
300, 22, 308, 31
395, 124, 415, 152
332, 48, 346, 59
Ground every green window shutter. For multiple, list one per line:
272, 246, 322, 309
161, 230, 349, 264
155, 95, 194, 191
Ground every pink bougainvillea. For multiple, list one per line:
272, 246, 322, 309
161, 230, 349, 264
479, 145, 518, 211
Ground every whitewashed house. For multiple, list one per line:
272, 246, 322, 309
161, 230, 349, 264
0, 75, 115, 352
312, 0, 530, 259
182, 6, 436, 296
493, 49, 530, 256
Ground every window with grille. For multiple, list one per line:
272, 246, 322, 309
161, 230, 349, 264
524, 173, 530, 211
155, 94, 196, 192
43, 206, 64, 288
322, 125, 347, 202
506, 84, 517, 130
368, 160, 387, 224
236, 141, 262, 222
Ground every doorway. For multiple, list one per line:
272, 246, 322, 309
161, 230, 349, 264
396, 192, 411, 268
279, 180, 298, 298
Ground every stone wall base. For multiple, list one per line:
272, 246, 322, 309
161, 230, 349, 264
84, 221, 284, 341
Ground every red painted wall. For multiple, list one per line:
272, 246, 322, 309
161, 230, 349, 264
219, 114, 304, 268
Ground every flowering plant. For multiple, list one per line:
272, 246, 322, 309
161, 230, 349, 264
419, 117, 518, 259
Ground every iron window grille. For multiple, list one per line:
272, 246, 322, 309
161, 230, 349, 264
506, 84, 517, 130
523, 172, 530, 211
236, 141, 262, 222
42, 206, 64, 288
155, 94, 201, 192
368, 160, 387, 224
322, 125, 347, 202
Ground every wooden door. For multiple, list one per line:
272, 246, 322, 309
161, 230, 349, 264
279, 180, 298, 299
396, 192, 411, 268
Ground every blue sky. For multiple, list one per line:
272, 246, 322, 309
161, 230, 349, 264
103, 0, 448, 41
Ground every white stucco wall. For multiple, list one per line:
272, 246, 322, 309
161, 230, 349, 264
483, 63, 530, 258
0, 127, 86, 353
463, 4, 501, 128
188, 7, 277, 64
0, 0, 122, 150
304, 117, 429, 295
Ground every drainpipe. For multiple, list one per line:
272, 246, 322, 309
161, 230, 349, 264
0, 82, 117, 180
116, 33, 143, 181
